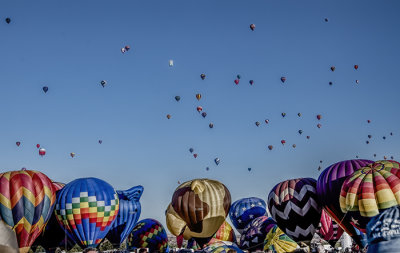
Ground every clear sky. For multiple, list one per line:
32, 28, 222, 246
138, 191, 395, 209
1, 0, 400, 233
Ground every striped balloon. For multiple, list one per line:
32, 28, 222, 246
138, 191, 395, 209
106, 185, 143, 246
340, 160, 400, 230
315, 209, 343, 246
268, 178, 322, 243
127, 218, 169, 253
55, 178, 119, 248
0, 170, 56, 253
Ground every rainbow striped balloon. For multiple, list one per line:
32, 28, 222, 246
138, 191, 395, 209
0, 170, 56, 253
55, 177, 119, 248
340, 160, 400, 230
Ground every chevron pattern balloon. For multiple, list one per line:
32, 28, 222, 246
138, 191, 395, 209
106, 185, 143, 246
229, 197, 267, 234
127, 218, 169, 253
55, 177, 119, 248
340, 160, 400, 230
239, 216, 275, 251
268, 178, 321, 243
0, 170, 56, 253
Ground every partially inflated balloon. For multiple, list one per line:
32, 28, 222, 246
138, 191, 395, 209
106, 185, 143, 246
315, 209, 343, 247
127, 219, 169, 253
170, 179, 231, 239
239, 216, 275, 251
0, 170, 56, 253
204, 241, 243, 253
340, 160, 400, 230
229, 197, 266, 233
263, 224, 298, 253
317, 159, 373, 246
55, 178, 119, 248
268, 178, 321, 243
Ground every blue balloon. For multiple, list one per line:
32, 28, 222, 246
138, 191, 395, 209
229, 197, 267, 233
106, 185, 143, 246
43, 86, 48, 93
127, 219, 169, 253
367, 206, 400, 253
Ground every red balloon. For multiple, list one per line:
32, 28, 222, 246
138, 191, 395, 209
193, 154, 198, 158
39, 148, 46, 156
16, 142, 21, 147
234, 79, 239, 85
354, 65, 358, 70
281, 140, 286, 145
36, 144, 40, 148
317, 114, 322, 120
197, 106, 203, 112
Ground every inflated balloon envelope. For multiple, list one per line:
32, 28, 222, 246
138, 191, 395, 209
166, 179, 231, 239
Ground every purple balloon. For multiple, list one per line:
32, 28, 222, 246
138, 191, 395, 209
317, 159, 373, 246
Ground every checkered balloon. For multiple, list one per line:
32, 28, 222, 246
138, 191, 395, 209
55, 177, 119, 248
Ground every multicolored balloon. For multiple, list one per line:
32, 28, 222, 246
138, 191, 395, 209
106, 185, 143, 246
268, 178, 321, 243
204, 241, 243, 253
55, 178, 119, 248
315, 209, 343, 246
340, 160, 400, 230
229, 197, 267, 233
0, 170, 56, 253
263, 224, 298, 253
192, 220, 237, 248
317, 159, 373, 246
126, 219, 169, 253
239, 216, 275, 251
167, 179, 231, 239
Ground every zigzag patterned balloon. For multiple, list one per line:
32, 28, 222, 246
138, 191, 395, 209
126, 218, 169, 253
55, 177, 119, 248
106, 185, 143, 246
267, 178, 321, 243
0, 170, 56, 253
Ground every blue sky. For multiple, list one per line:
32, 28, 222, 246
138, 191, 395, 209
1, 0, 400, 233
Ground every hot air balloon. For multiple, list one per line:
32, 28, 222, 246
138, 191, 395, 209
193, 154, 198, 158
201, 74, 206, 80
383, 136, 386, 140
368, 135, 372, 139
55, 178, 119, 248
16, 141, 21, 147
268, 145, 273, 150
175, 96, 181, 102
263, 224, 298, 253
167, 179, 231, 239
237, 74, 241, 80
330, 66, 335, 72
192, 220, 237, 248
127, 219, 169, 253
239, 216, 276, 251
106, 186, 143, 246
121, 48, 126, 53
374, 154, 377, 157
100, 80, 107, 87
204, 241, 243, 253
125, 45, 130, 51
39, 148, 46, 156
297, 113, 301, 117
281, 112, 286, 118
265, 119, 269, 124
0, 170, 56, 253
189, 148, 194, 153
268, 178, 322, 243
169, 60, 174, 67
315, 210, 344, 247
356, 80, 360, 84
339, 160, 400, 231
5, 17, 11, 24
215, 158, 220, 165
306, 136, 310, 139
317, 123, 322, 128
329, 81, 333, 86
366, 206, 400, 253
317, 114, 322, 120
99, 140, 102, 144
298, 130, 303, 135
248, 168, 251, 172
70, 152, 75, 158
250, 24, 255, 31
366, 141, 370, 144
209, 123, 214, 129
255, 122, 260, 127
354, 65, 358, 70
281, 140, 286, 145
249, 80, 254, 85
166, 114, 171, 119
202, 112, 207, 118
324, 18, 329, 22
43, 86, 48, 93
367, 120, 371, 123
36, 144, 40, 148
31, 182, 66, 252
196, 94, 202, 101
280, 77, 286, 83
316, 159, 373, 246
229, 197, 267, 234
390, 132, 393, 136
292, 144, 296, 148
234, 79, 239, 85
206, 167, 210, 171
197, 106, 203, 112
